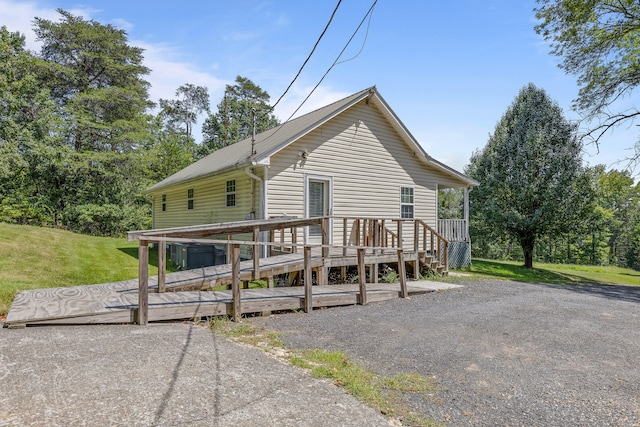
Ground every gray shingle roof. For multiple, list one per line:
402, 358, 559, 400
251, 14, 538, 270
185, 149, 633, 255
147, 86, 477, 192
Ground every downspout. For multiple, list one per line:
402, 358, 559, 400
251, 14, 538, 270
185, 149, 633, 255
245, 166, 264, 219
245, 165, 267, 257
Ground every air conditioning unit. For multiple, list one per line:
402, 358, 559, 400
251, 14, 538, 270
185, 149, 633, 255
169, 243, 227, 270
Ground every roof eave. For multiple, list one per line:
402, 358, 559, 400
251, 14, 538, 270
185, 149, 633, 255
145, 159, 254, 193
370, 90, 477, 188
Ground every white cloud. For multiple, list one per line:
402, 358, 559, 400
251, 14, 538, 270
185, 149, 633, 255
135, 41, 227, 104
0, 0, 56, 50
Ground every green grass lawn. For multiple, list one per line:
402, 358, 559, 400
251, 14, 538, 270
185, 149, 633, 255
461, 258, 640, 286
0, 222, 163, 316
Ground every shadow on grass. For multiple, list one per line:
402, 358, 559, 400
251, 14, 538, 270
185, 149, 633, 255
117, 246, 162, 269
470, 259, 598, 285
470, 259, 640, 304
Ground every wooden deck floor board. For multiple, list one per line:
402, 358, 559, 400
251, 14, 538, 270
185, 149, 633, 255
5, 251, 461, 327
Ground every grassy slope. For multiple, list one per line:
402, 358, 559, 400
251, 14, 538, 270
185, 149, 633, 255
0, 223, 161, 316
466, 258, 640, 286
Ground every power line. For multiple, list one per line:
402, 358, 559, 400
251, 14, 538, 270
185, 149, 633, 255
280, 0, 378, 124
263, 0, 378, 144
270, 0, 343, 112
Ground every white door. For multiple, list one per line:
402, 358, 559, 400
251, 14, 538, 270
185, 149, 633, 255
305, 175, 333, 244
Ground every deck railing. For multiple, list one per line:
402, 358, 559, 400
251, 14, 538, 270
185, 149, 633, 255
437, 219, 468, 242
130, 216, 449, 325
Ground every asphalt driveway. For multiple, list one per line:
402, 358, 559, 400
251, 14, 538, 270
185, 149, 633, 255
253, 279, 640, 426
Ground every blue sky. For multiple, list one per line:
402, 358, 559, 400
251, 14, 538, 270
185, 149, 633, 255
1, 0, 635, 173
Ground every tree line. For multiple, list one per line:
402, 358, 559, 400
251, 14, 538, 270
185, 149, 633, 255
0, 10, 278, 236
440, 84, 640, 271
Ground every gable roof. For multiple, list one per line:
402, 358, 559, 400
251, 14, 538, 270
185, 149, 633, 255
147, 86, 477, 192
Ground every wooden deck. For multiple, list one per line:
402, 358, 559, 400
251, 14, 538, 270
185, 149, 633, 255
4, 251, 458, 327
5, 277, 460, 327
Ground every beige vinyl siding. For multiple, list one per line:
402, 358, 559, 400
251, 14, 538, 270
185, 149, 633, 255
150, 169, 255, 230
267, 100, 454, 246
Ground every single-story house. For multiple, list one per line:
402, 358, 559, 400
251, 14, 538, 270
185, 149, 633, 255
146, 86, 477, 268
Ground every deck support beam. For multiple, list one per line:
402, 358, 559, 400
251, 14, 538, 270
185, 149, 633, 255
398, 248, 407, 298
357, 248, 367, 305
253, 226, 260, 280
137, 239, 149, 325
231, 243, 241, 322
158, 239, 166, 293
304, 246, 313, 313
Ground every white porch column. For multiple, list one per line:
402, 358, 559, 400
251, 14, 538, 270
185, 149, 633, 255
464, 186, 470, 242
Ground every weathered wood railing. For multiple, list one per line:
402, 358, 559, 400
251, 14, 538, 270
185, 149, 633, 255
135, 236, 409, 325
130, 216, 449, 325
416, 219, 448, 272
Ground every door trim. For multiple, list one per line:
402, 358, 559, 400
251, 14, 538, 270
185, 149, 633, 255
303, 174, 333, 244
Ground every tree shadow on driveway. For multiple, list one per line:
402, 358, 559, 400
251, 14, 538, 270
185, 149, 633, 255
532, 281, 640, 304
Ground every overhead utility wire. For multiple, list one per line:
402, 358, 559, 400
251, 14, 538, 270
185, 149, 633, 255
270, 0, 343, 112
280, 0, 378, 124
260, 0, 378, 146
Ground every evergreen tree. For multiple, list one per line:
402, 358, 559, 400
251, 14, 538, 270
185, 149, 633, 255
202, 76, 279, 153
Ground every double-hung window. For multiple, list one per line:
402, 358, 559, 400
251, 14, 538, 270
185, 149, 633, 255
226, 180, 236, 207
400, 187, 414, 219
187, 188, 194, 210
161, 194, 167, 212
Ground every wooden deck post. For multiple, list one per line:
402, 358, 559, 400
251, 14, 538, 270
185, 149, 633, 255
158, 239, 166, 293
291, 227, 297, 253
231, 243, 241, 322
430, 230, 435, 256
137, 239, 149, 325
304, 245, 313, 313
319, 218, 329, 285
226, 234, 232, 263
342, 217, 348, 256
397, 220, 403, 249
253, 226, 260, 280
321, 217, 330, 258
357, 248, 367, 305
413, 221, 420, 280
397, 248, 407, 298
372, 219, 379, 282
444, 239, 449, 272
355, 219, 361, 246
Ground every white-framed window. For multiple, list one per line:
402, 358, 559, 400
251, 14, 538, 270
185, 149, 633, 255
400, 186, 414, 219
187, 188, 194, 210
226, 180, 236, 207
161, 194, 167, 212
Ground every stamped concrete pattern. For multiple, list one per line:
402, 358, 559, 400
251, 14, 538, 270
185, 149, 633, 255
0, 323, 390, 426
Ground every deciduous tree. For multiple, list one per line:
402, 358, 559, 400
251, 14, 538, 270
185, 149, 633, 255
467, 83, 591, 268
535, 0, 640, 159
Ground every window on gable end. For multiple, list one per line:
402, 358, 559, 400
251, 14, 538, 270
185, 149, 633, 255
161, 194, 167, 212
